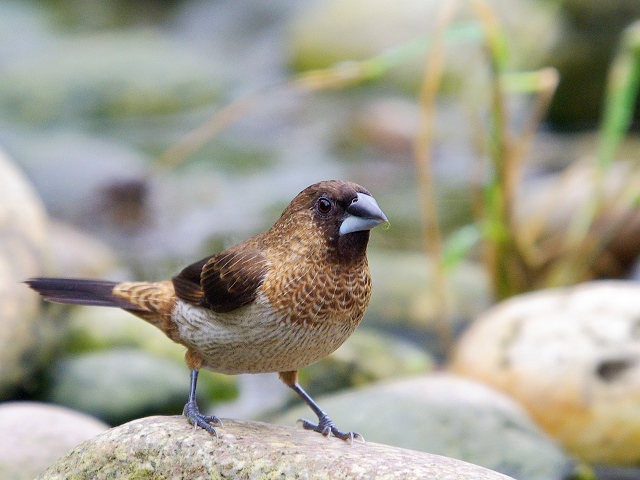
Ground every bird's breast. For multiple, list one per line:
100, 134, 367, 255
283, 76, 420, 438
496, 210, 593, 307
261, 257, 372, 329
170, 260, 371, 375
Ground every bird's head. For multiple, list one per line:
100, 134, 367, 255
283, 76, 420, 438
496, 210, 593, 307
274, 180, 388, 264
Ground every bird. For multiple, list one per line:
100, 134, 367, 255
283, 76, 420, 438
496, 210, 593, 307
26, 180, 388, 442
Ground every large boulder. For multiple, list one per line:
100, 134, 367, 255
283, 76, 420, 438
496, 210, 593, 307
44, 348, 234, 426
0, 402, 108, 480
0, 149, 49, 398
452, 281, 640, 465
37, 415, 515, 479
272, 373, 573, 480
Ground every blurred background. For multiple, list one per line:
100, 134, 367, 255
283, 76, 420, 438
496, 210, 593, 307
2, 0, 640, 478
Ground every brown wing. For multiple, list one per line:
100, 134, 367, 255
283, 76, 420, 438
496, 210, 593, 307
172, 247, 267, 313
172, 255, 212, 305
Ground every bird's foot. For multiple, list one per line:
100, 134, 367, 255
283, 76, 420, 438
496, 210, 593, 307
183, 400, 222, 437
296, 414, 364, 443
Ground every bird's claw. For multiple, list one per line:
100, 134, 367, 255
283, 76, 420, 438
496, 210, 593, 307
296, 415, 364, 443
183, 400, 222, 437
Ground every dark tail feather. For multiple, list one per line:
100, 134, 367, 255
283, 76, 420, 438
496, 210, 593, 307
25, 278, 135, 309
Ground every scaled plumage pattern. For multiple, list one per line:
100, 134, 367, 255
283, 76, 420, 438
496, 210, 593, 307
27, 180, 388, 441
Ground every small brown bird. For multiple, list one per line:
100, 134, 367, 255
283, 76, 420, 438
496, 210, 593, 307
27, 180, 387, 441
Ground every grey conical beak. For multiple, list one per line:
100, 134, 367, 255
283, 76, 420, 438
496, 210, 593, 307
339, 192, 388, 235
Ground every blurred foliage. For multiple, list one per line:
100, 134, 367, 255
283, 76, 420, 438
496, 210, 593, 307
271, 0, 640, 347
94, 0, 640, 350
546, 0, 640, 127
412, 3, 640, 312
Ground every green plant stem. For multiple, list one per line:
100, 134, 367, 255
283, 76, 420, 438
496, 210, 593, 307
468, 0, 523, 299
549, 21, 640, 285
597, 21, 640, 170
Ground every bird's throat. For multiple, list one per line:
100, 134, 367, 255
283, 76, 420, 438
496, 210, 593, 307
337, 230, 370, 264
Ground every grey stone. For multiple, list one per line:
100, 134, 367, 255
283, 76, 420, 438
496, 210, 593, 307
37, 415, 516, 479
272, 373, 574, 480
0, 149, 50, 398
0, 401, 108, 480
452, 281, 640, 465
366, 250, 491, 351
46, 349, 194, 425
217, 329, 433, 421
300, 327, 433, 396
63, 307, 239, 404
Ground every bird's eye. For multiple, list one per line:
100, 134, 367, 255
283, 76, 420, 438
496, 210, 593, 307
316, 197, 332, 214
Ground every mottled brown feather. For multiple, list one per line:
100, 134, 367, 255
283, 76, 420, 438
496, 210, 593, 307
199, 245, 268, 313
254, 180, 373, 329
112, 281, 179, 340
172, 256, 211, 304
29, 181, 382, 377
172, 245, 268, 314
26, 180, 386, 441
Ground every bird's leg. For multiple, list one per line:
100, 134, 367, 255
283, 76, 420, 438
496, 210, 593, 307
183, 369, 222, 436
279, 371, 364, 443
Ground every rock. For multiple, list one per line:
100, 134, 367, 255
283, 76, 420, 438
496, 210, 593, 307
451, 281, 640, 465
299, 328, 433, 397
45, 349, 234, 426
37, 415, 515, 479
288, 0, 559, 89
66, 305, 187, 361
271, 373, 574, 480
0, 149, 50, 398
214, 373, 290, 423
515, 159, 640, 284
64, 307, 238, 402
216, 329, 433, 422
0, 401, 108, 480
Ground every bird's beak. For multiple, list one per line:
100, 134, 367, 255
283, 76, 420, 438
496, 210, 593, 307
339, 193, 388, 235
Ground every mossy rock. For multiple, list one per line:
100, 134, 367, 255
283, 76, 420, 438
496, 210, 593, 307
37, 416, 516, 479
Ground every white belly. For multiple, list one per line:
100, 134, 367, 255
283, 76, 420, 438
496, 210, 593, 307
171, 298, 356, 374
